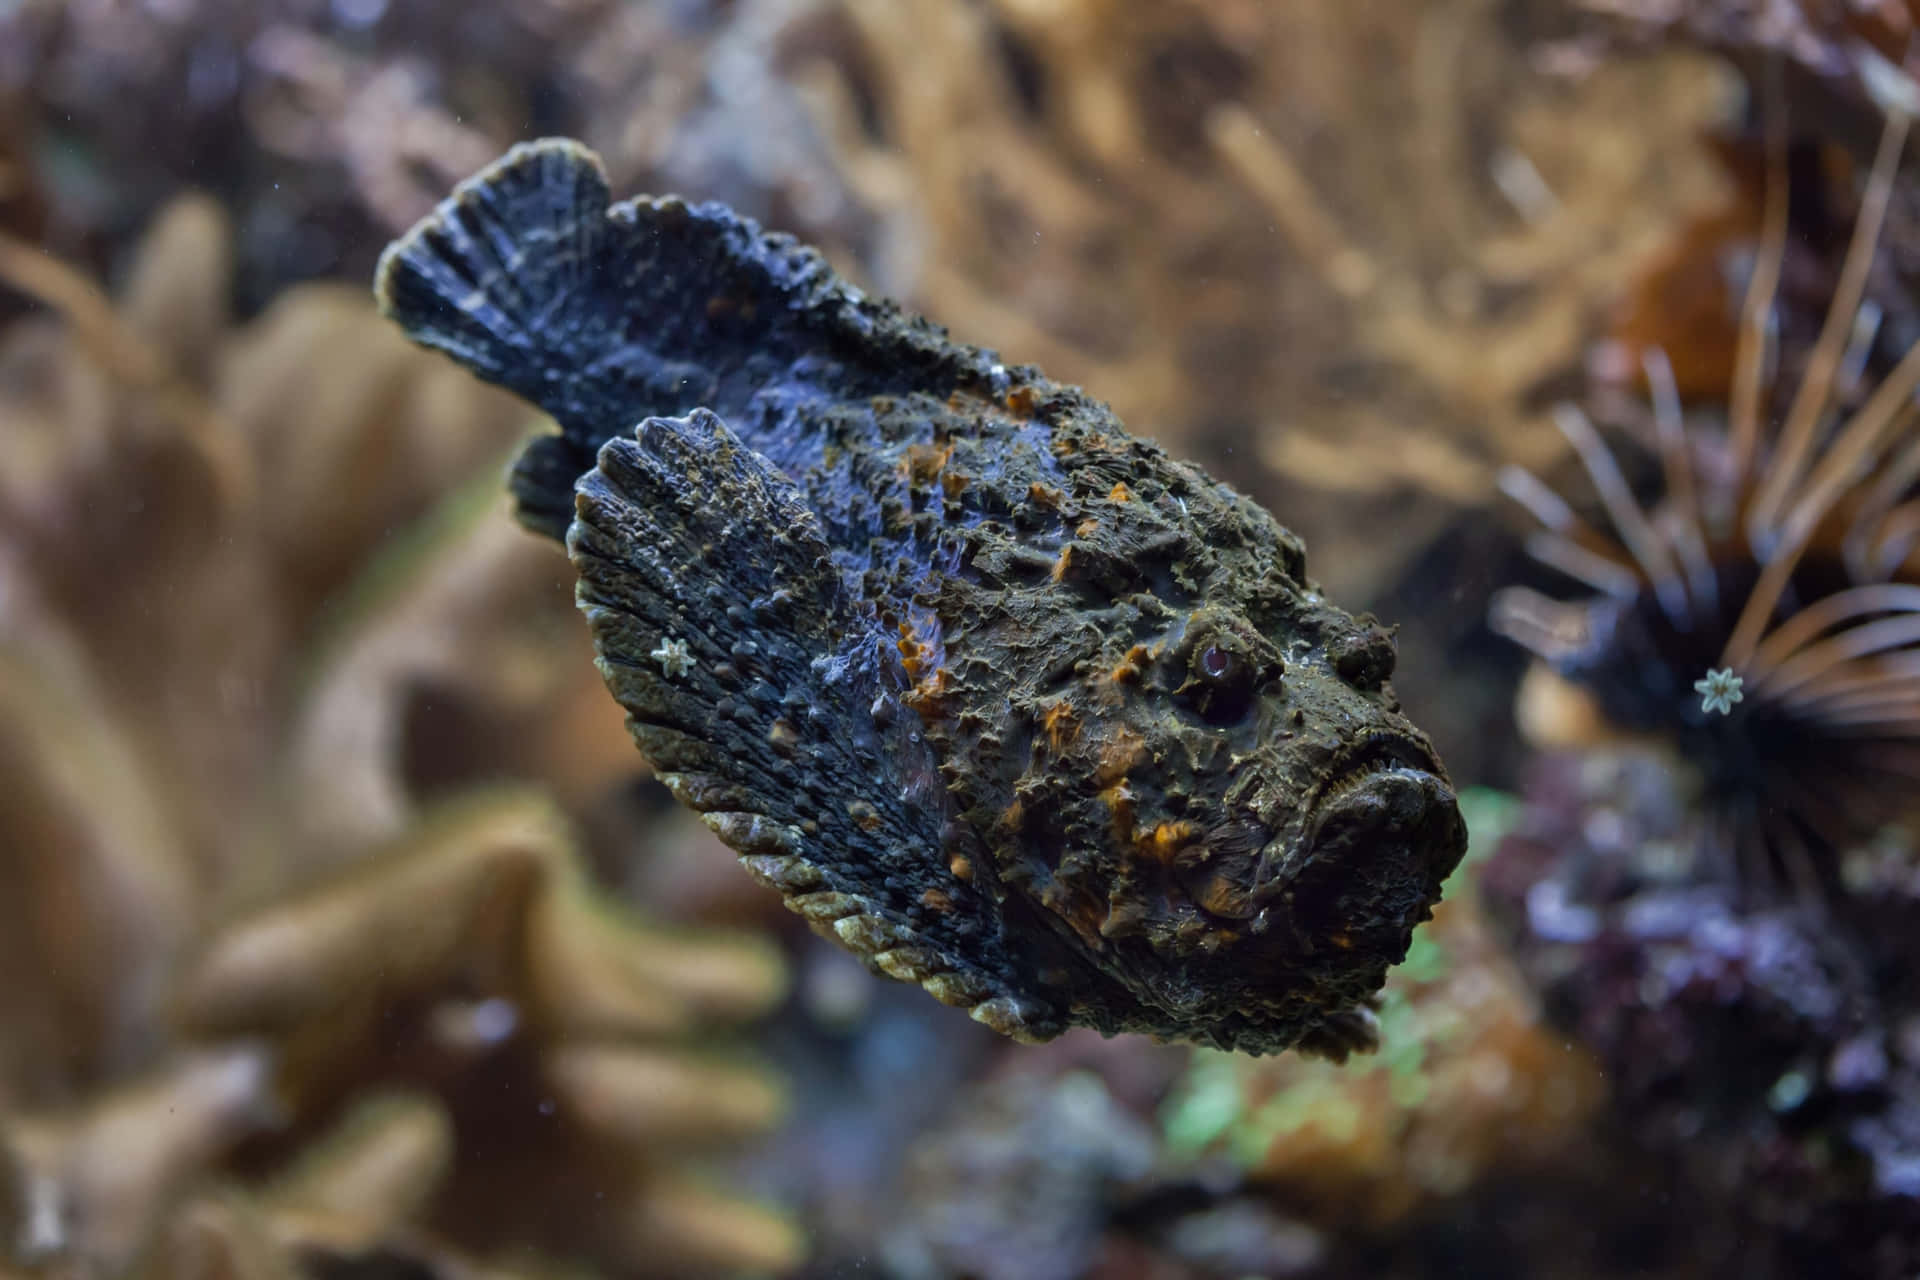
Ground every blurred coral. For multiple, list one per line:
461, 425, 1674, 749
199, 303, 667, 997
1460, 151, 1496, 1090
1569, 0, 1920, 396
0, 0, 843, 309
1478, 22, 1920, 1277
1575, 0, 1920, 123
1, 0, 1734, 575
0, 198, 795, 1275
0, 0, 1762, 799
805, 2, 1736, 579
884, 1069, 1167, 1280
0, 2, 1869, 1274
874, 1054, 1328, 1280
1159, 792, 1603, 1230
1485, 750, 1920, 1277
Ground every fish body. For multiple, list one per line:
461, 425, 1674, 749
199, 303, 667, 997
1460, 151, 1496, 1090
376, 140, 1465, 1057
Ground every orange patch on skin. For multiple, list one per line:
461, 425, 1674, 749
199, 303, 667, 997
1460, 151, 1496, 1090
899, 441, 954, 486
896, 618, 944, 686
1094, 727, 1147, 785
1039, 701, 1077, 752
1108, 481, 1131, 503
1006, 385, 1041, 418
1139, 820, 1201, 864
906, 665, 954, 718
1050, 546, 1074, 582
897, 619, 952, 716
1068, 897, 1110, 950
1040, 877, 1110, 951
1027, 481, 1066, 511
896, 621, 925, 675
940, 469, 970, 498
1051, 431, 1109, 458
1329, 932, 1354, 950
1099, 782, 1136, 840
949, 853, 975, 883
1194, 871, 1246, 920
1109, 643, 1150, 685
1075, 518, 1099, 538
1195, 927, 1239, 952
997, 799, 1025, 836
922, 887, 954, 912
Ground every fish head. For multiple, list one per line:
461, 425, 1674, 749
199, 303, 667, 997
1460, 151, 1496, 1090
1004, 569, 1466, 1054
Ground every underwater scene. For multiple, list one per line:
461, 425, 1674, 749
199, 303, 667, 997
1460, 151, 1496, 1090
5, 1, 1920, 1276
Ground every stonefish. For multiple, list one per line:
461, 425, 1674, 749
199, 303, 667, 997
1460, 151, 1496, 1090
376, 140, 1466, 1058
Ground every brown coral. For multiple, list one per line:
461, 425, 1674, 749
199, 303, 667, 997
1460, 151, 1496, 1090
4, 0, 1751, 647
1577, 0, 1920, 120
788, 1, 1735, 595
0, 199, 796, 1275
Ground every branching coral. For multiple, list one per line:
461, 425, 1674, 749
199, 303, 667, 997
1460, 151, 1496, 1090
0, 199, 797, 1276
2, 2, 1872, 1270
792, 0, 1736, 598
12, 794, 796, 1276
1575, 0, 1920, 121
6, 0, 1740, 612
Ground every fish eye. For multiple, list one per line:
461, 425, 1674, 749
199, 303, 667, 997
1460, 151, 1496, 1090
1199, 644, 1235, 683
1184, 639, 1263, 725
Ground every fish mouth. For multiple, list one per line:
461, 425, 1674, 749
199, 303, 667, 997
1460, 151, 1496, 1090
1308, 733, 1446, 819
1253, 733, 1465, 937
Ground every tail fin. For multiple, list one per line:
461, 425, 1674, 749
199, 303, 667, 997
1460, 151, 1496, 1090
375, 139, 610, 404
376, 138, 1006, 540
376, 140, 622, 537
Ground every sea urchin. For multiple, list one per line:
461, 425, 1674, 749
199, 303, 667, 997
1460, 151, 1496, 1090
1491, 91, 1920, 896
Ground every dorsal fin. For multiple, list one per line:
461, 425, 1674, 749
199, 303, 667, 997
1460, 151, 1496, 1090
374, 138, 1003, 539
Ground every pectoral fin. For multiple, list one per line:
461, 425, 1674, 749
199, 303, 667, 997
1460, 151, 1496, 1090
567, 410, 1060, 1040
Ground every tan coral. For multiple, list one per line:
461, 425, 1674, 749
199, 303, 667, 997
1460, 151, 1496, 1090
13, 0, 1739, 614
789, 0, 1736, 603
0, 199, 799, 1276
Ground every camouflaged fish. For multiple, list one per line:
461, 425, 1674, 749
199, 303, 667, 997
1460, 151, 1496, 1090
375, 140, 1466, 1059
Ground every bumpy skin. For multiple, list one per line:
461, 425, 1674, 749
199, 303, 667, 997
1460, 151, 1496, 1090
374, 140, 1466, 1057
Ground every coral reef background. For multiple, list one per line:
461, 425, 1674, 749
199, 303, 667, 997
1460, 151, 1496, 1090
4, 0, 1918, 1276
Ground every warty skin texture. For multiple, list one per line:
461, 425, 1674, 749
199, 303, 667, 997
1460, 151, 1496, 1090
375, 139, 1467, 1058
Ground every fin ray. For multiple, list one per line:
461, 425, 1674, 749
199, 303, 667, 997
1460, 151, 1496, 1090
377, 139, 1004, 539
567, 410, 1056, 1039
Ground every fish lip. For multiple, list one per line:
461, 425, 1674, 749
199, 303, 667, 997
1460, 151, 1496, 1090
1252, 730, 1451, 897
1303, 730, 1448, 823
